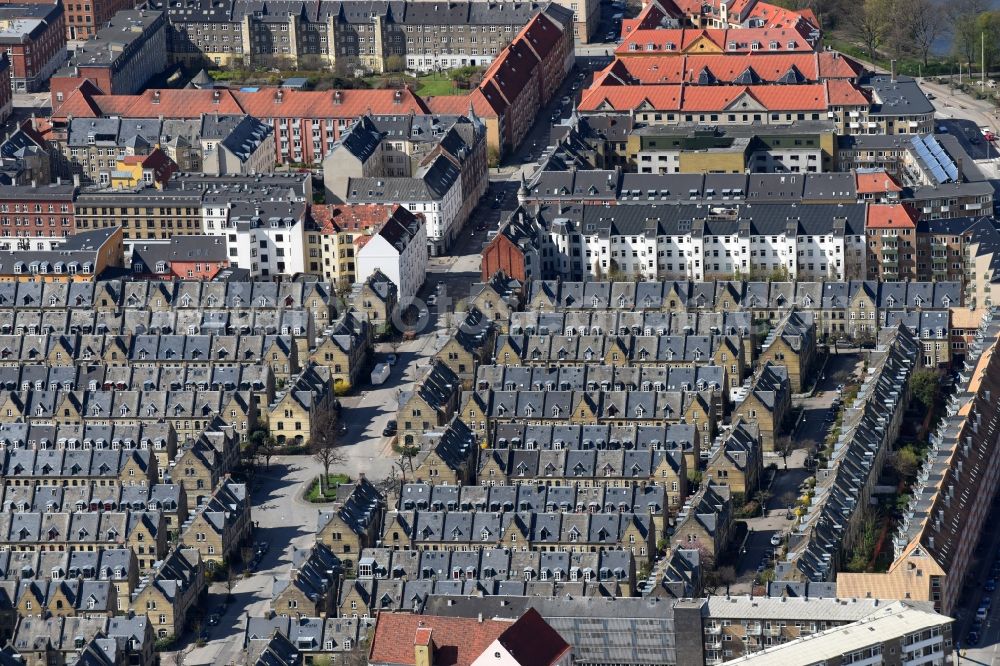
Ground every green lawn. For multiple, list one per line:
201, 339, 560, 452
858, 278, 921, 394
306, 474, 352, 502
416, 73, 459, 97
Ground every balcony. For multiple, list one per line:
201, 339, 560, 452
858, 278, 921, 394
706, 626, 722, 635
881, 255, 899, 266
705, 640, 722, 650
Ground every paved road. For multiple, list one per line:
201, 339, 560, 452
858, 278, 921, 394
730, 352, 864, 590
952, 490, 1000, 665
172, 458, 319, 665
172, 222, 485, 663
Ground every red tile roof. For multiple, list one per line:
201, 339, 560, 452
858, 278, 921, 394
856, 170, 902, 194
310, 203, 398, 234
368, 613, 512, 666
484, 39, 541, 107
516, 10, 561, 62
867, 203, 918, 229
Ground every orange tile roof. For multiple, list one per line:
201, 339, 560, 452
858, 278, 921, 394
579, 85, 682, 111
54, 86, 434, 121
368, 613, 512, 666
235, 88, 430, 119
817, 51, 864, 79
129, 89, 245, 117
825, 79, 870, 106
866, 203, 918, 229
579, 82, 834, 112
615, 26, 815, 56
950, 306, 986, 329
855, 170, 902, 194
592, 52, 861, 86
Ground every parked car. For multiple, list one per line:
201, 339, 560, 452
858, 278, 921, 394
770, 533, 783, 546
207, 614, 220, 627
986, 579, 996, 593
968, 631, 981, 646
386, 353, 398, 366
383, 420, 397, 437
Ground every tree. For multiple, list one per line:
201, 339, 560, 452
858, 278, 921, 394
910, 368, 939, 410
311, 407, 346, 495
907, 0, 945, 66
851, 0, 893, 65
753, 489, 773, 517
976, 11, 1000, 74
261, 435, 277, 470
888, 446, 921, 480
240, 545, 255, 573
950, 0, 990, 70
775, 436, 794, 469
373, 466, 401, 500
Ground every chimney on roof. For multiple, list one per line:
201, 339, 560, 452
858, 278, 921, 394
890, 59, 897, 82
414, 627, 434, 666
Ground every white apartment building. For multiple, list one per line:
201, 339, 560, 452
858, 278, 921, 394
344, 154, 463, 256
356, 208, 428, 303
522, 203, 867, 282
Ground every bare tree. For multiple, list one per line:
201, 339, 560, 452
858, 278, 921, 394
373, 466, 401, 499
240, 545, 255, 573
907, 0, 944, 67
775, 436, 794, 469
261, 435, 277, 470
311, 406, 346, 495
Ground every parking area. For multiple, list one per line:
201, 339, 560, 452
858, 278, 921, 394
936, 118, 999, 161
951, 490, 1000, 660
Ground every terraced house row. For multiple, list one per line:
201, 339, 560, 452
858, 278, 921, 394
514, 278, 962, 353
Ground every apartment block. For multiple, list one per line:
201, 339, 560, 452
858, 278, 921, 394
0, 2, 67, 92
51, 9, 166, 96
